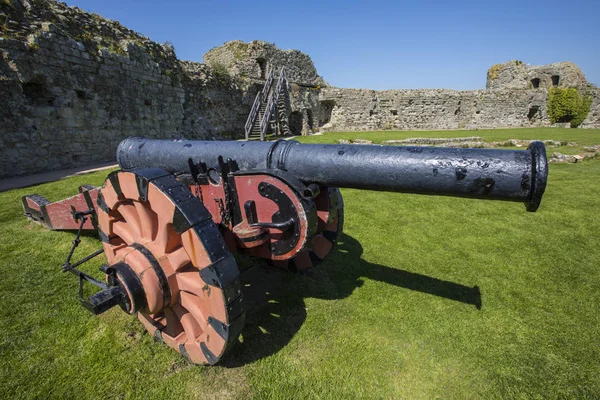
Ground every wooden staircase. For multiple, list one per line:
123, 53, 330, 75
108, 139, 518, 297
249, 103, 267, 138
244, 68, 288, 141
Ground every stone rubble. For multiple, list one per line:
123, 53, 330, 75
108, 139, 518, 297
549, 153, 594, 164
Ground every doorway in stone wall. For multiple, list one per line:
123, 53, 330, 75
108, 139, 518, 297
319, 100, 335, 126
22, 75, 55, 106
527, 106, 541, 122
306, 109, 314, 131
289, 111, 303, 135
256, 58, 267, 79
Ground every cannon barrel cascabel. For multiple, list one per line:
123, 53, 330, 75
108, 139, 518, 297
117, 137, 548, 211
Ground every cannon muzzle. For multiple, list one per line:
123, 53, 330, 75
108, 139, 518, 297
117, 137, 548, 211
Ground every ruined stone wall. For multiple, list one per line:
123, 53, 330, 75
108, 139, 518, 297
0, 0, 249, 178
203, 40, 326, 86
486, 60, 588, 90
316, 88, 553, 132
580, 88, 600, 129
313, 64, 599, 132
281, 59, 598, 135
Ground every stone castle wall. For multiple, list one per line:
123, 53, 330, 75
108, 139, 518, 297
203, 40, 326, 86
0, 0, 250, 178
316, 87, 600, 132
580, 89, 600, 129
486, 60, 588, 90
310, 61, 598, 133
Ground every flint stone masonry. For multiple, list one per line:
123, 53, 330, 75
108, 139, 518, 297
203, 40, 326, 87
0, 0, 252, 178
486, 60, 588, 90
317, 88, 555, 131
1, 0, 599, 179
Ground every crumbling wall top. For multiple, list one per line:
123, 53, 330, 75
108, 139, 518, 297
486, 60, 589, 90
203, 40, 326, 86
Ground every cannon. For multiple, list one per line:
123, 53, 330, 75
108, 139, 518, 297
22, 137, 548, 365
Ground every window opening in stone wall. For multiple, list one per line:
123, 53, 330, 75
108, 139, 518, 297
527, 106, 540, 122
551, 75, 560, 86
22, 76, 55, 106
256, 58, 267, 79
289, 111, 303, 135
390, 109, 398, 116
531, 78, 540, 88
319, 100, 335, 126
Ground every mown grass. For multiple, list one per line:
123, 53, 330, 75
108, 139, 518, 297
300, 127, 600, 156
1, 127, 600, 399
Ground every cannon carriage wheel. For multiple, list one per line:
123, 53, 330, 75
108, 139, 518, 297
96, 169, 245, 365
271, 187, 344, 272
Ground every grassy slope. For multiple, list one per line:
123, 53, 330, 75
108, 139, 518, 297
1, 127, 599, 399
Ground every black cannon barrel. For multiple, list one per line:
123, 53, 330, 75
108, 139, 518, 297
117, 137, 548, 211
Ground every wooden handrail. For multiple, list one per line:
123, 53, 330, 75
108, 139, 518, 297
262, 68, 274, 103
244, 92, 262, 140
260, 68, 288, 140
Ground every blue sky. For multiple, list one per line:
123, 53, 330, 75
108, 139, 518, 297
64, 0, 599, 90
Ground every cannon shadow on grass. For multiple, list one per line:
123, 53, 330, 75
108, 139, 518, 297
222, 233, 482, 367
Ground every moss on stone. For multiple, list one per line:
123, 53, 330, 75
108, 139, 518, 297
487, 64, 501, 80
228, 41, 249, 61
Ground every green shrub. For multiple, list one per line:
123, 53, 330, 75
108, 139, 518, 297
210, 61, 230, 82
547, 87, 592, 128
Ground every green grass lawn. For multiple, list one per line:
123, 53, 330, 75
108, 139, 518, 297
299, 127, 600, 156
1, 127, 599, 399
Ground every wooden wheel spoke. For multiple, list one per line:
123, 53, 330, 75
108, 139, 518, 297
162, 307, 183, 339
176, 269, 205, 296
179, 291, 209, 331
167, 246, 191, 271
116, 203, 142, 241
112, 220, 135, 245
133, 201, 157, 240
153, 215, 181, 254
172, 303, 203, 342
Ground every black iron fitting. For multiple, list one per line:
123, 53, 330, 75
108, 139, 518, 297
266, 139, 298, 171
62, 208, 102, 274
60, 208, 136, 315
79, 280, 126, 315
